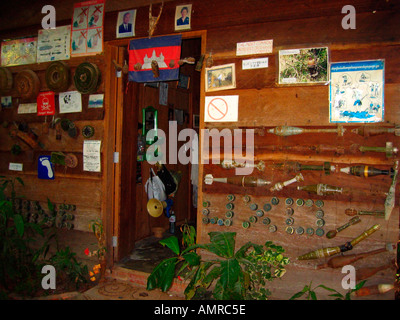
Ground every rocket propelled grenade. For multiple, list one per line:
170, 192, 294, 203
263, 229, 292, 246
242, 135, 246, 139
267, 125, 346, 137
297, 224, 380, 260
204, 174, 271, 187
340, 165, 394, 178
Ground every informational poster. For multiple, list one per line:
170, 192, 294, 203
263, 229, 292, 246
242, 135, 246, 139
329, 60, 385, 123
236, 39, 273, 56
37, 91, 56, 116
1, 37, 37, 66
242, 57, 269, 70
37, 25, 71, 63
71, 0, 105, 57
18, 103, 37, 114
59, 91, 82, 114
278, 47, 329, 84
83, 140, 101, 172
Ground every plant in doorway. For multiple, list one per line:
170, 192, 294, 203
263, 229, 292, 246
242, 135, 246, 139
86, 218, 107, 282
146, 231, 289, 300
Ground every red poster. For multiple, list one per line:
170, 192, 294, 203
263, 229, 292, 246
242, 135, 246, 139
37, 91, 55, 116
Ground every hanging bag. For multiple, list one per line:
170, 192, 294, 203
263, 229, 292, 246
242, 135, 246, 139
157, 164, 177, 196
145, 168, 167, 201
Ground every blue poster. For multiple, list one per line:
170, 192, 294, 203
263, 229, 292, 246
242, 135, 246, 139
38, 156, 55, 180
329, 60, 384, 123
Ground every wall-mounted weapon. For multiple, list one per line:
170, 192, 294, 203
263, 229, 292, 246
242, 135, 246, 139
344, 208, 384, 218
297, 224, 380, 260
356, 260, 395, 282
340, 165, 394, 178
204, 174, 271, 187
358, 141, 398, 158
267, 125, 345, 137
220, 159, 265, 172
316, 243, 396, 269
326, 216, 361, 239
297, 183, 343, 196
271, 161, 335, 175
270, 173, 304, 192
384, 160, 399, 220
352, 125, 400, 137
351, 284, 394, 297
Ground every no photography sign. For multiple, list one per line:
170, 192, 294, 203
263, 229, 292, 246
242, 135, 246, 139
204, 95, 238, 122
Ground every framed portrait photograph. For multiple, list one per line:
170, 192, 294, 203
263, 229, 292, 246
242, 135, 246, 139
116, 9, 136, 38
278, 47, 329, 85
205, 63, 236, 92
175, 4, 192, 31
177, 74, 190, 89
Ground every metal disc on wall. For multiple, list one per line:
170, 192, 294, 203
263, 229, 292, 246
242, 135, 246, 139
65, 153, 78, 168
82, 125, 95, 138
74, 62, 100, 94
45, 61, 70, 92
0, 67, 13, 94
15, 69, 40, 100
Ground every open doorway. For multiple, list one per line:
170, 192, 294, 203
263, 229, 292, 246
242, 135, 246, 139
114, 36, 202, 273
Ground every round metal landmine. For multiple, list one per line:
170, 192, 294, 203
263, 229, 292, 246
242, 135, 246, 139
15, 69, 40, 100
64, 153, 78, 168
45, 61, 70, 92
74, 62, 100, 94
0, 67, 13, 94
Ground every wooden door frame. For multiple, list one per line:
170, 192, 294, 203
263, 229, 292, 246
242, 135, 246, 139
103, 30, 206, 265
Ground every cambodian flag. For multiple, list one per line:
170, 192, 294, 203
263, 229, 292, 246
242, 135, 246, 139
128, 35, 182, 82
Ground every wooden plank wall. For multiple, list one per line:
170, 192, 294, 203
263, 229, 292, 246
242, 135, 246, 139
0, 0, 399, 299
193, 0, 400, 300
0, 55, 104, 260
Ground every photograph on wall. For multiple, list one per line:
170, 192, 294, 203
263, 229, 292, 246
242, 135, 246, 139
175, 4, 192, 31
88, 94, 104, 108
37, 25, 71, 63
116, 9, 136, 38
1, 96, 12, 109
71, 0, 105, 57
59, 91, 82, 114
205, 63, 236, 92
1, 37, 37, 67
329, 60, 385, 123
278, 47, 329, 85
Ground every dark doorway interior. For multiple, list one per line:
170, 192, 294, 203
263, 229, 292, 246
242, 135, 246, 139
118, 37, 201, 273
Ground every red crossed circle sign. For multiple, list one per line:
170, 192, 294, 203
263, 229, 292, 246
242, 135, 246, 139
207, 97, 228, 121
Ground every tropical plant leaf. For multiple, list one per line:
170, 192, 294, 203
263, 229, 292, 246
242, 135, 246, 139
310, 290, 317, 300
316, 284, 337, 292
204, 232, 236, 258
13, 214, 24, 237
146, 257, 178, 292
213, 258, 241, 300
47, 198, 54, 212
182, 252, 200, 266
15, 177, 24, 186
159, 236, 180, 255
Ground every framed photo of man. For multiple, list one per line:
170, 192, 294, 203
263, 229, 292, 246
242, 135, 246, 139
174, 4, 192, 31
116, 9, 136, 38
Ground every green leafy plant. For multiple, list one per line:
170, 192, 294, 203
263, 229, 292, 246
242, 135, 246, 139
290, 280, 366, 300
0, 176, 88, 296
50, 246, 89, 290
0, 176, 47, 295
146, 231, 289, 300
